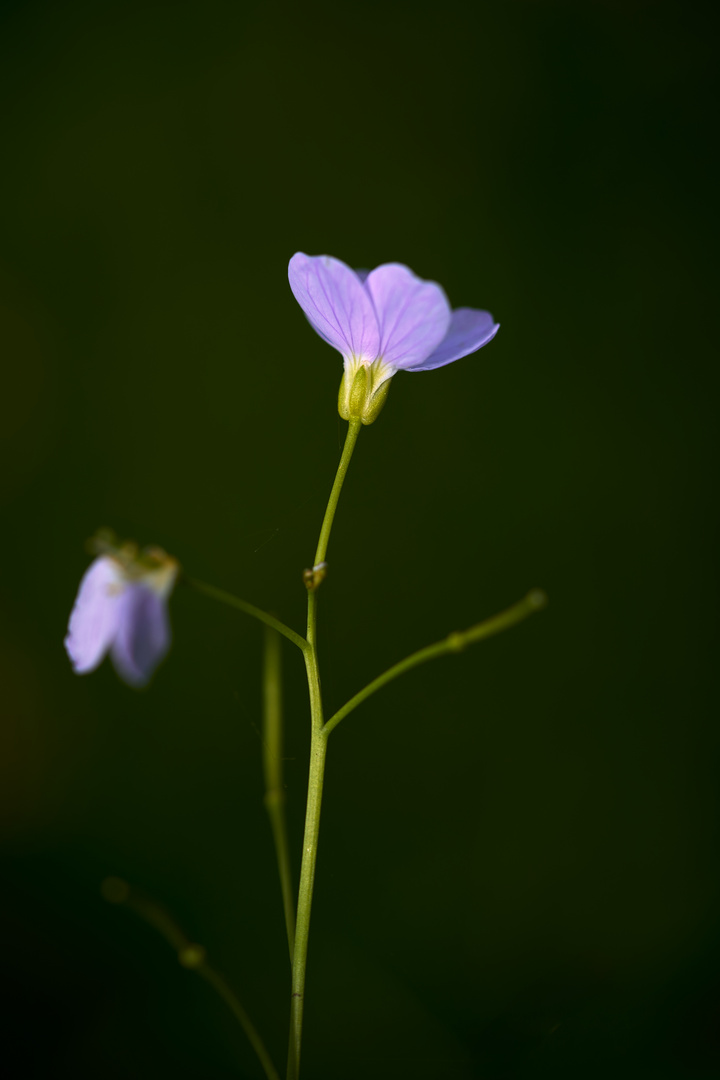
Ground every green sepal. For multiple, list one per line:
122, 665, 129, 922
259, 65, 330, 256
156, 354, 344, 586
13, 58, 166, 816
338, 361, 393, 424
348, 365, 368, 419
362, 377, 391, 425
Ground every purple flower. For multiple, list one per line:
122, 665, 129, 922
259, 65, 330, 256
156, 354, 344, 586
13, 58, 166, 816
65, 546, 178, 688
288, 253, 499, 423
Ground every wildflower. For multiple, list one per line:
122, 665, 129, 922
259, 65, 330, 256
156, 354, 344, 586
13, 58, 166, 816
64, 534, 178, 687
288, 253, 499, 423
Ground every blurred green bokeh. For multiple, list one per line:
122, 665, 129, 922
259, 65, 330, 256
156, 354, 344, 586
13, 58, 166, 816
1, 1, 717, 1077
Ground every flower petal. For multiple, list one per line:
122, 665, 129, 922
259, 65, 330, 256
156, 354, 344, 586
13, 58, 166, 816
364, 264, 451, 370
110, 585, 171, 687
288, 253, 380, 362
405, 308, 500, 371
64, 556, 124, 674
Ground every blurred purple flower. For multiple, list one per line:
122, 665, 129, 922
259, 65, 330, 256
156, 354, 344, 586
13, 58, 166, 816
65, 549, 178, 688
288, 253, 499, 422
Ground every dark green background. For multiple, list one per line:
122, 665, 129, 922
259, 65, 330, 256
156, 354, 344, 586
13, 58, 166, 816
1, 1, 717, 1076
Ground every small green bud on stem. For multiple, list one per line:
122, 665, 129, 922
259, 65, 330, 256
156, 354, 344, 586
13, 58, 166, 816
303, 563, 328, 591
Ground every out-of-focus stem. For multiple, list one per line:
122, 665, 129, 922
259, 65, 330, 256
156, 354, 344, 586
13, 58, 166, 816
263, 624, 296, 963
101, 877, 280, 1080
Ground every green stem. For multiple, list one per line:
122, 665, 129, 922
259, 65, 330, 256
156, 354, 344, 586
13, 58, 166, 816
184, 575, 307, 652
313, 420, 362, 568
286, 420, 362, 1080
263, 625, 296, 963
323, 589, 548, 737
288, 648, 326, 1080
101, 877, 281, 1080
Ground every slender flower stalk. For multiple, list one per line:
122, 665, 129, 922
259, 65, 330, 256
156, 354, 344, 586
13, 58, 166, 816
263, 625, 296, 963
287, 420, 362, 1080
324, 590, 548, 737
101, 878, 281, 1080
183, 576, 307, 652
312, 420, 362, 571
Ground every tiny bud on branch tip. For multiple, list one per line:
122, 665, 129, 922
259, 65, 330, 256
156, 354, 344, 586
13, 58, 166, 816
179, 944, 206, 969
303, 562, 328, 591
446, 632, 466, 652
